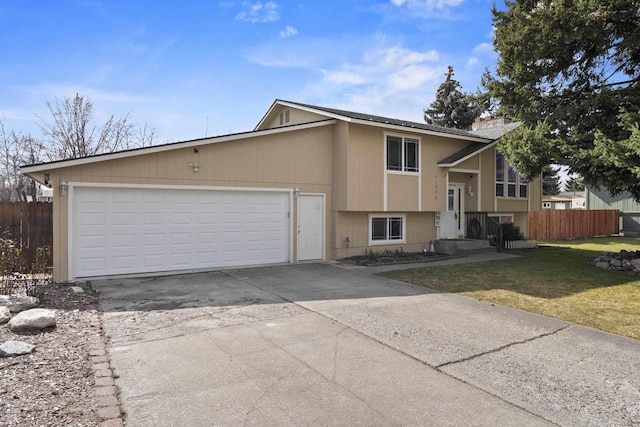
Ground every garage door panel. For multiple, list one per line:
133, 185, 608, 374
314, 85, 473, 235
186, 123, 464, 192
74, 187, 290, 277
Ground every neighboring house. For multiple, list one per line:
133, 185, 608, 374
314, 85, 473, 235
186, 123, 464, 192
542, 192, 586, 210
21, 100, 542, 281
586, 187, 638, 234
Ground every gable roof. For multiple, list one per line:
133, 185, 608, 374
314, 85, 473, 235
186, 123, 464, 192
258, 100, 492, 143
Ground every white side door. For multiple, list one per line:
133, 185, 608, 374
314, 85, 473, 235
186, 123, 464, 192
440, 184, 463, 238
297, 194, 324, 261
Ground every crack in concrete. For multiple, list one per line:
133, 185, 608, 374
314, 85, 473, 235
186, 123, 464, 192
435, 324, 572, 369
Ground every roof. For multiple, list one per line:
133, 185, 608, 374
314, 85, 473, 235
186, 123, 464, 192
259, 100, 492, 143
468, 121, 521, 139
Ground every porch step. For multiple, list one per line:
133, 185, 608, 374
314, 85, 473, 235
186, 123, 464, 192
434, 239, 496, 256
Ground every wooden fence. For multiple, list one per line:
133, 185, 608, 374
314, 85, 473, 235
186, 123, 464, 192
0, 202, 53, 268
528, 209, 620, 241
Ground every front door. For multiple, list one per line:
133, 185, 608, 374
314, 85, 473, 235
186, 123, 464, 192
440, 184, 463, 238
297, 194, 324, 261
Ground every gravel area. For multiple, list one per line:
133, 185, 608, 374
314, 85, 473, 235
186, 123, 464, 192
0, 282, 107, 426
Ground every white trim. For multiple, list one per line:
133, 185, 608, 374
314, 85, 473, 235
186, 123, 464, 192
449, 168, 480, 174
296, 192, 326, 262
383, 132, 422, 212
477, 155, 482, 212
368, 213, 407, 246
67, 182, 294, 281
22, 120, 336, 179
488, 213, 515, 223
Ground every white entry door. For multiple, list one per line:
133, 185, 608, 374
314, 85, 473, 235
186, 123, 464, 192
297, 194, 324, 260
440, 184, 463, 238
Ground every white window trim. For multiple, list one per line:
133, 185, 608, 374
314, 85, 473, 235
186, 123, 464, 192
368, 214, 407, 246
488, 213, 514, 224
385, 134, 420, 175
495, 150, 528, 199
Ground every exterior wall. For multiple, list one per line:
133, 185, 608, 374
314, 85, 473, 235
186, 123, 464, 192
423, 136, 469, 212
587, 188, 640, 232
261, 107, 328, 129
332, 211, 437, 259
48, 125, 334, 281
387, 174, 419, 211
346, 124, 385, 211
478, 147, 496, 212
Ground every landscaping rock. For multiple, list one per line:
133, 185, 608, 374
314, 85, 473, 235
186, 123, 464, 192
0, 306, 10, 324
590, 251, 640, 274
8, 308, 56, 331
0, 295, 39, 313
0, 340, 35, 357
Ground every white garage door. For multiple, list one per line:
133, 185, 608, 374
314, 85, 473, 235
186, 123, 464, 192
73, 187, 290, 278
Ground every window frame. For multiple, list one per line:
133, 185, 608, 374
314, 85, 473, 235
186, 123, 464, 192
386, 135, 420, 174
495, 150, 528, 199
368, 214, 406, 245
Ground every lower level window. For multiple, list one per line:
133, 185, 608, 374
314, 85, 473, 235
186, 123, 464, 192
369, 215, 406, 244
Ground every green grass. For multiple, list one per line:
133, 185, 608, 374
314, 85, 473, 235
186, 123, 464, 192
380, 237, 640, 340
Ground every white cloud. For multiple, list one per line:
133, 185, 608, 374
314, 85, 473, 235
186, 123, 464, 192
236, 1, 279, 23
322, 69, 368, 85
472, 42, 495, 56
279, 26, 298, 38
390, 0, 465, 10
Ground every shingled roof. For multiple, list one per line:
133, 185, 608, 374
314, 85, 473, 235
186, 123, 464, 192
278, 100, 488, 140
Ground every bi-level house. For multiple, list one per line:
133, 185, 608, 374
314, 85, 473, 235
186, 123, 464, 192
22, 100, 542, 281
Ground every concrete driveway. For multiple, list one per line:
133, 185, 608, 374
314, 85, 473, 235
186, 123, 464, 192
93, 255, 640, 426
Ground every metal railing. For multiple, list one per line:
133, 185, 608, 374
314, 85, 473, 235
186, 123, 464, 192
465, 212, 503, 248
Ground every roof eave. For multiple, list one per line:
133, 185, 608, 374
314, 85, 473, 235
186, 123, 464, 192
438, 139, 499, 167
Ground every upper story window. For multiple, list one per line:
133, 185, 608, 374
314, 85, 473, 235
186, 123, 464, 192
496, 151, 527, 198
387, 136, 419, 173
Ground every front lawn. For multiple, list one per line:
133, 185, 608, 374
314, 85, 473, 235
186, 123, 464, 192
380, 237, 640, 340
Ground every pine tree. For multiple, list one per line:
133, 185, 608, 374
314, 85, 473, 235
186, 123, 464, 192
542, 165, 561, 195
484, 0, 640, 199
565, 176, 585, 193
424, 66, 481, 130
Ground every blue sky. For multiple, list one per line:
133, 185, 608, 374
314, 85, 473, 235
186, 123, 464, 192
0, 0, 501, 143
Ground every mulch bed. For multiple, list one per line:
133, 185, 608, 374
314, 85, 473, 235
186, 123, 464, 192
340, 251, 452, 266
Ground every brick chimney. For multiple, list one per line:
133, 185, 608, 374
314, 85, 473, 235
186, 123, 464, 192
472, 116, 513, 130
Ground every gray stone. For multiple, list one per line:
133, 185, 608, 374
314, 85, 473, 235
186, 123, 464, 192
0, 340, 35, 357
609, 258, 623, 267
8, 308, 56, 331
70, 286, 85, 294
595, 262, 610, 269
0, 295, 39, 313
0, 306, 10, 324
630, 258, 640, 268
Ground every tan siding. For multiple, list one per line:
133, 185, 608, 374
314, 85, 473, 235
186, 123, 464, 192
387, 174, 419, 211
260, 107, 328, 129
423, 136, 470, 212
513, 212, 529, 237
479, 148, 496, 212
528, 174, 543, 211
455, 156, 479, 171
497, 198, 529, 212
347, 124, 384, 211
332, 121, 349, 211
333, 211, 437, 258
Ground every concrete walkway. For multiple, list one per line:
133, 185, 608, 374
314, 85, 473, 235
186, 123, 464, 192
93, 253, 640, 426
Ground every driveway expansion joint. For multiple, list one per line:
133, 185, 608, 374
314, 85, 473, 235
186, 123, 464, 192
435, 324, 572, 369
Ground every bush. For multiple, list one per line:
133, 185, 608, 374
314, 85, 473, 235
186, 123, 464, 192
0, 230, 51, 298
501, 223, 525, 241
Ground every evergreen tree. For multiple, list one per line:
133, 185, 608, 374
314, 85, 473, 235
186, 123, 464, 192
542, 165, 561, 195
424, 66, 481, 129
565, 176, 585, 193
483, 0, 640, 199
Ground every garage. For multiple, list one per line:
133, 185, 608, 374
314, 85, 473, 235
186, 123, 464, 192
72, 186, 291, 278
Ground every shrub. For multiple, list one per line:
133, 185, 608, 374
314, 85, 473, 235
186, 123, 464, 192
501, 223, 525, 241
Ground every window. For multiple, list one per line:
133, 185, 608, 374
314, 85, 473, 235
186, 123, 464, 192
369, 215, 405, 245
496, 150, 527, 198
489, 214, 514, 224
387, 136, 419, 172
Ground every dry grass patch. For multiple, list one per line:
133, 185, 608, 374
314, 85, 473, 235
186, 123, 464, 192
380, 237, 640, 340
